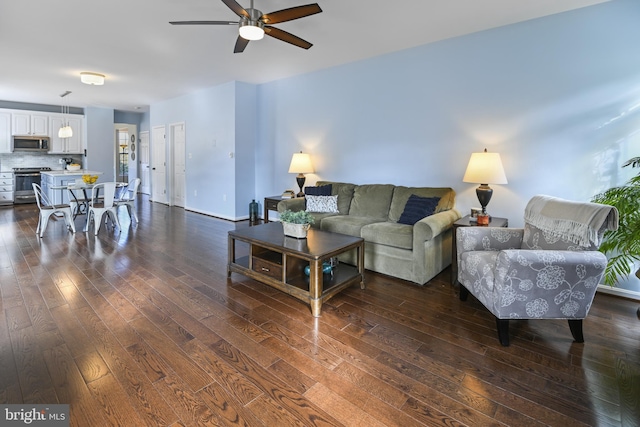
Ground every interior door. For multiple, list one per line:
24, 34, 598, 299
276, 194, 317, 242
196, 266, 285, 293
151, 126, 167, 204
139, 131, 150, 195
171, 123, 186, 207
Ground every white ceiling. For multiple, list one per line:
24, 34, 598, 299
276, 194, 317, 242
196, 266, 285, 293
0, 0, 608, 112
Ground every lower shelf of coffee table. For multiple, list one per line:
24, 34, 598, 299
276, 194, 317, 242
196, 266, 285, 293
235, 255, 360, 293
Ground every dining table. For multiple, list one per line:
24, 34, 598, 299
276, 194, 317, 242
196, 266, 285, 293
51, 181, 127, 220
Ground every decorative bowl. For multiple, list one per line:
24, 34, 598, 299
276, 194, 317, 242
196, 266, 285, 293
304, 262, 334, 276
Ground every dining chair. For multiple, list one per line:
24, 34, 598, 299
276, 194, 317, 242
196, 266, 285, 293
32, 183, 76, 237
84, 182, 121, 235
114, 178, 140, 223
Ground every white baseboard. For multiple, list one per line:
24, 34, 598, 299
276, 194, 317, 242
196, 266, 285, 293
185, 206, 245, 222
597, 284, 640, 301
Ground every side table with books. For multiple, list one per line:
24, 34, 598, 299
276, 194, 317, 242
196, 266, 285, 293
263, 193, 297, 223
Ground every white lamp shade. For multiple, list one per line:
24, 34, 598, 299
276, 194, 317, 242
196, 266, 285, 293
80, 72, 105, 85
239, 24, 264, 41
463, 151, 508, 184
58, 125, 73, 138
288, 152, 314, 174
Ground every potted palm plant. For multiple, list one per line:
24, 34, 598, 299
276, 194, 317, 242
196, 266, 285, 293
279, 210, 315, 239
592, 156, 640, 286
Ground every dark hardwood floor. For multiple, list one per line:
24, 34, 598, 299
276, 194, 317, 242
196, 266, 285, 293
1, 196, 639, 427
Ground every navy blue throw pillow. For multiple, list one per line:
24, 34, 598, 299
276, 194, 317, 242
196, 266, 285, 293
398, 195, 441, 225
305, 184, 332, 196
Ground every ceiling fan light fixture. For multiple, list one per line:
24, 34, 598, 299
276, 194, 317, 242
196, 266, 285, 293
80, 72, 105, 85
239, 19, 264, 41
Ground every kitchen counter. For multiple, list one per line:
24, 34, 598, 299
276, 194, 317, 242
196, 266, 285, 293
41, 170, 104, 205
41, 170, 103, 176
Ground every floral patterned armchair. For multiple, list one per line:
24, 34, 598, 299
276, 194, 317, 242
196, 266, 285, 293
456, 195, 618, 346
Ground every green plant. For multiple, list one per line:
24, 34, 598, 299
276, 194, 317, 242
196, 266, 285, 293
279, 210, 315, 225
592, 156, 640, 286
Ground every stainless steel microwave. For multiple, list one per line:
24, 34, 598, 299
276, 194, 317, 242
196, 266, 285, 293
12, 136, 50, 152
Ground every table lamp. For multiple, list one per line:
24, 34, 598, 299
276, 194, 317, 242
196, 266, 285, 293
463, 148, 507, 217
288, 151, 314, 197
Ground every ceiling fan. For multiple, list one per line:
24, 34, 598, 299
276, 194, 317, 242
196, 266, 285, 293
170, 0, 322, 53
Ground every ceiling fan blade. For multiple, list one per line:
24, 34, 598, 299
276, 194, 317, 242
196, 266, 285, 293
261, 4, 322, 24
264, 26, 312, 49
222, 0, 249, 18
170, 21, 237, 25
234, 36, 250, 53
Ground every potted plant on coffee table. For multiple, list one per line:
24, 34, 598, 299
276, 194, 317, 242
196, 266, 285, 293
280, 210, 315, 239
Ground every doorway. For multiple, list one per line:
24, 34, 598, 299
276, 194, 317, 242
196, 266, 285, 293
114, 123, 137, 185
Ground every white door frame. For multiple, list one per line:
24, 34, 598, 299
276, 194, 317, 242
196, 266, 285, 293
169, 122, 186, 208
139, 131, 150, 195
151, 125, 167, 204
114, 123, 137, 184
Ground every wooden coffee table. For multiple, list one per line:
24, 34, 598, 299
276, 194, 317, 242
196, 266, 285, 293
227, 222, 365, 316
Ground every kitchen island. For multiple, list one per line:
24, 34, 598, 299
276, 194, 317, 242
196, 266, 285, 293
41, 170, 103, 205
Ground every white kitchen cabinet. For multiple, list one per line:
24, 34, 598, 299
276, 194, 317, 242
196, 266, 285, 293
0, 112, 11, 153
0, 172, 14, 205
49, 115, 83, 154
12, 112, 48, 136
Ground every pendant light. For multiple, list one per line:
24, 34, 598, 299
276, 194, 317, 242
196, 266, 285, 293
58, 91, 73, 138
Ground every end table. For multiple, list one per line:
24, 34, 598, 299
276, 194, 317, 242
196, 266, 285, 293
263, 196, 285, 224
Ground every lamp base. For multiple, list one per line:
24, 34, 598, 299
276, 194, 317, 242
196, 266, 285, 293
476, 184, 493, 215
296, 174, 306, 198
476, 214, 490, 225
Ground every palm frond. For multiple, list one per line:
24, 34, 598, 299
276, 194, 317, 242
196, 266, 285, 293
621, 156, 640, 168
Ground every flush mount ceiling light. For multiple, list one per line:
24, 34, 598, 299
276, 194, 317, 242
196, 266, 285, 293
80, 72, 105, 85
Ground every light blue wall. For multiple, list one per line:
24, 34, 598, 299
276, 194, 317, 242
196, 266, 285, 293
234, 82, 258, 216
256, 0, 640, 229
149, 0, 640, 230
151, 81, 257, 220
85, 106, 116, 181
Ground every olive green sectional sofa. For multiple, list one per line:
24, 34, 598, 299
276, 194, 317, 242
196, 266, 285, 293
277, 181, 461, 284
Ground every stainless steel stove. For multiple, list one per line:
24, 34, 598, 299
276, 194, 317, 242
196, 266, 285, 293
13, 167, 51, 204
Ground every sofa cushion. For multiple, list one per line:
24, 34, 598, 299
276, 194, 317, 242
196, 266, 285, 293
389, 187, 455, 222
361, 222, 413, 250
306, 195, 339, 213
320, 215, 382, 237
398, 195, 440, 225
305, 184, 332, 196
317, 181, 356, 215
307, 212, 339, 229
348, 184, 395, 219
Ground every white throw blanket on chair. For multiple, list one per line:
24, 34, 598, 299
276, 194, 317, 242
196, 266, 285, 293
524, 195, 619, 247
